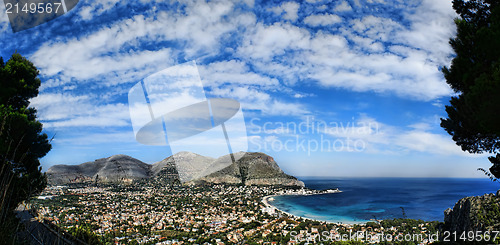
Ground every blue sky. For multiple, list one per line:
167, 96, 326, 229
0, 0, 492, 177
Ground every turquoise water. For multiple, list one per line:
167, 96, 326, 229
268, 178, 499, 224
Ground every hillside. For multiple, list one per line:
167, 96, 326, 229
152, 152, 215, 182
444, 191, 500, 233
46, 152, 304, 187
196, 152, 305, 187
47, 154, 150, 185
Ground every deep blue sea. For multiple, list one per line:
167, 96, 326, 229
268, 178, 499, 224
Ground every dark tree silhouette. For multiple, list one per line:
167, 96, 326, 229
441, 0, 500, 178
0, 53, 51, 241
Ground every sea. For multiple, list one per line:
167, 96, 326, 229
268, 177, 499, 224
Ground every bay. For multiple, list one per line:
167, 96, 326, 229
268, 177, 499, 224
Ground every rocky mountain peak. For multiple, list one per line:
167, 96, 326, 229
47, 152, 303, 187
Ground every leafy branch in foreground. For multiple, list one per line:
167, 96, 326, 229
441, 0, 500, 179
477, 168, 499, 184
0, 53, 51, 243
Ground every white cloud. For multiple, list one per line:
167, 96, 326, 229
304, 35, 452, 99
268, 2, 300, 21
324, 115, 476, 157
236, 1, 456, 101
266, 100, 309, 116
394, 130, 466, 155
398, 0, 457, 65
31, 0, 256, 87
30, 93, 130, 128
30, 93, 90, 120
210, 86, 309, 116
198, 60, 311, 116
238, 22, 311, 62
53, 131, 136, 145
242, 0, 255, 8
350, 15, 403, 42
0, 3, 10, 34
31, 14, 175, 86
334, 1, 352, 12
77, 0, 121, 21
27, 0, 458, 133
304, 14, 342, 26
293, 92, 311, 98
34, 45, 173, 85
199, 60, 280, 88
29, 0, 457, 105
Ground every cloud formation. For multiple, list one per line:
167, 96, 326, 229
26, 0, 456, 102
30, 93, 130, 128
304, 14, 342, 26
2, 0, 469, 174
324, 115, 474, 157
23, 0, 456, 131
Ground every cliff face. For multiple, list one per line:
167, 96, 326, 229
444, 191, 500, 233
198, 152, 305, 187
47, 152, 304, 187
47, 155, 151, 185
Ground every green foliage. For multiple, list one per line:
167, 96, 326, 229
365, 221, 381, 228
241, 220, 261, 230
0, 53, 51, 241
0, 54, 41, 110
68, 225, 104, 245
477, 196, 500, 228
441, 0, 500, 178
380, 218, 441, 235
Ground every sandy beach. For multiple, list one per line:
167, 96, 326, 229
262, 195, 302, 219
261, 190, 366, 226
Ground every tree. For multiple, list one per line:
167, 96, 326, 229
0, 53, 51, 237
441, 0, 500, 178
68, 225, 104, 245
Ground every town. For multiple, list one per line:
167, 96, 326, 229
30, 183, 441, 244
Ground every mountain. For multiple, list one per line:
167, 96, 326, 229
150, 155, 181, 185
152, 152, 215, 182
47, 152, 304, 187
194, 151, 247, 183
197, 152, 304, 187
47, 154, 151, 185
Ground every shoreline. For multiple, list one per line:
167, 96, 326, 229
261, 189, 371, 226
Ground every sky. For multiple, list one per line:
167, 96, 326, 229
0, 0, 493, 178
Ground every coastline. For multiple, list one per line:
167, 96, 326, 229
261, 188, 369, 226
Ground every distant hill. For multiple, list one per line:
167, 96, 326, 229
47, 154, 150, 185
47, 152, 304, 187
